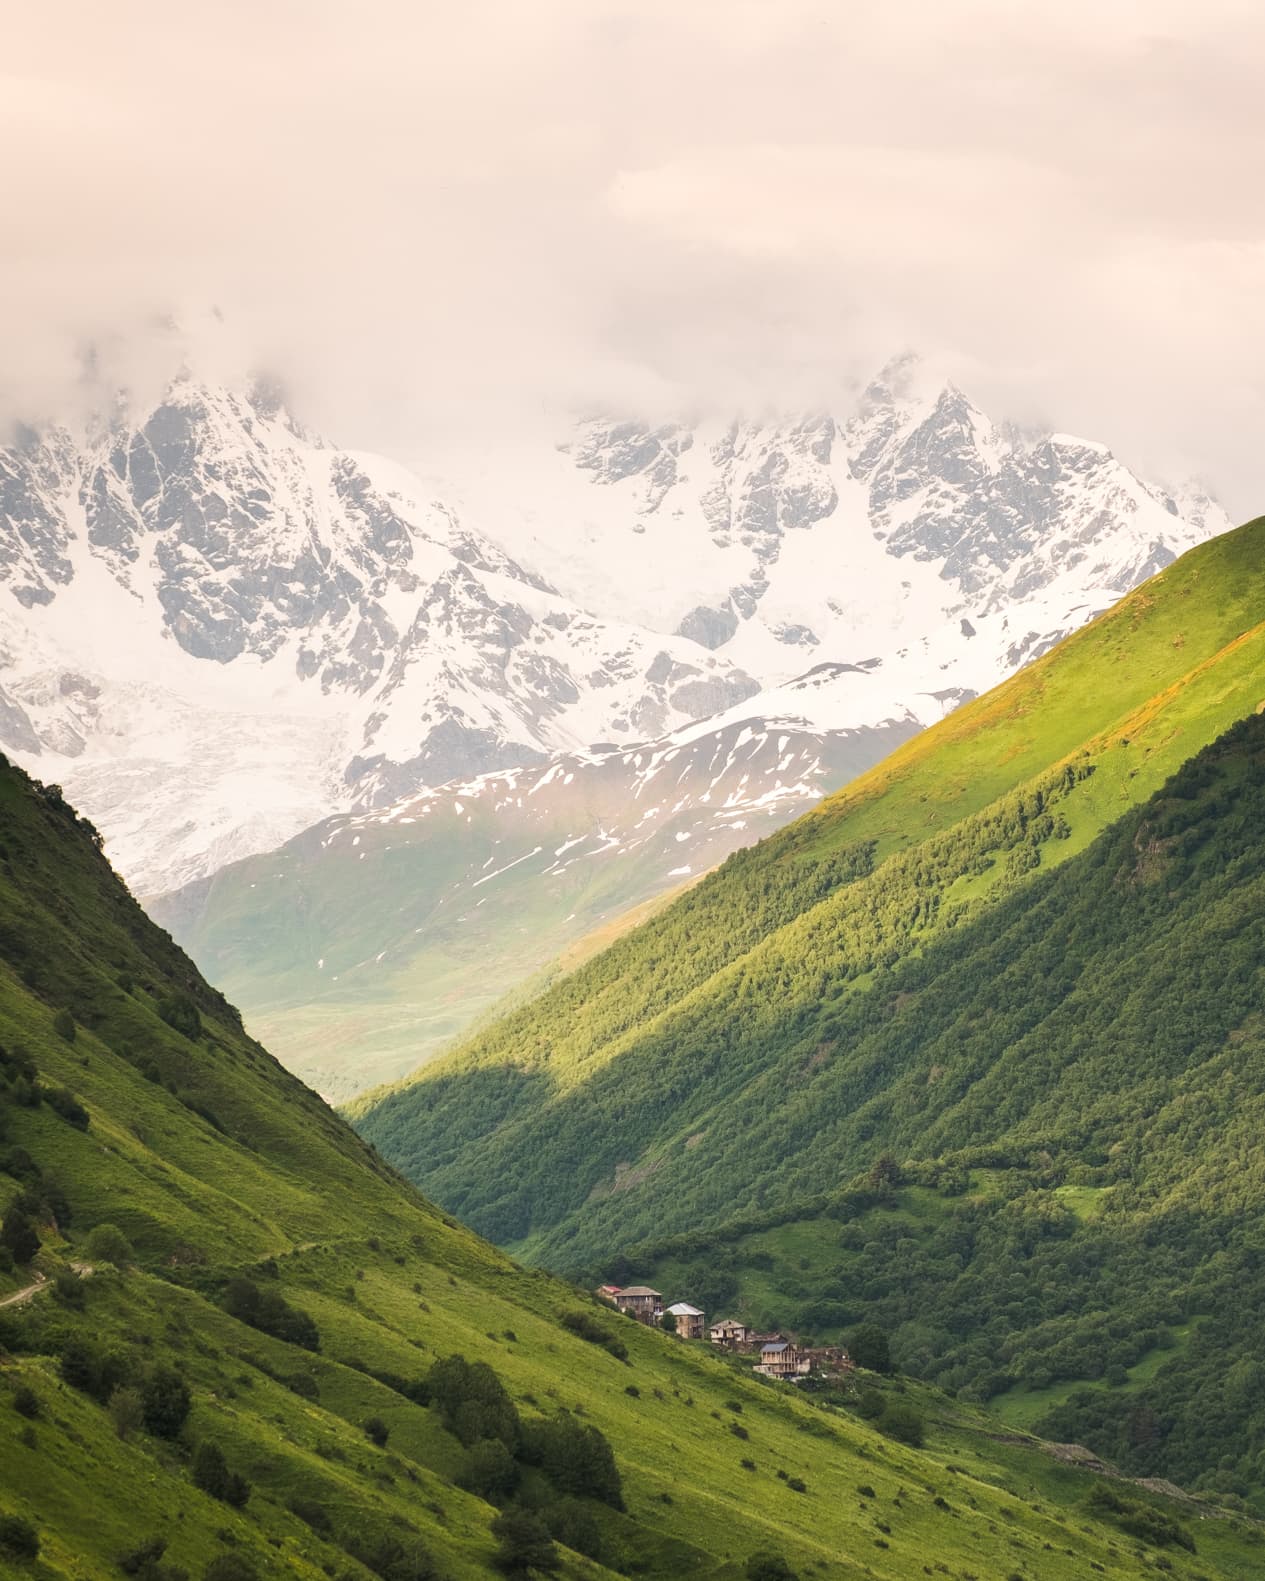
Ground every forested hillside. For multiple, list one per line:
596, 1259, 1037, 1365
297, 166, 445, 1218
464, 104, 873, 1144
1, 755, 1236, 1577
352, 514, 1265, 1255
588, 710, 1265, 1504
347, 516, 1265, 1505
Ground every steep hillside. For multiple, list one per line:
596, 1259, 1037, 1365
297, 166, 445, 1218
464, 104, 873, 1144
1, 760, 1240, 1576
353, 514, 1265, 1248
574, 710, 1265, 1504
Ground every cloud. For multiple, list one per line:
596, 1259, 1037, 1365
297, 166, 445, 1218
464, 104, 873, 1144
3, 0, 1263, 510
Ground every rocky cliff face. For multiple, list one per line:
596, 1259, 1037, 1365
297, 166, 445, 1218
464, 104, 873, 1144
0, 358, 1227, 895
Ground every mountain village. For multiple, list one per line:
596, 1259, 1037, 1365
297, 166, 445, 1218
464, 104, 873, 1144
596, 1284, 854, 1384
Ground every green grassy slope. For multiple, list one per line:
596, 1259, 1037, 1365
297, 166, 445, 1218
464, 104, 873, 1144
149, 803, 676, 1101
351, 515, 1265, 1248
0, 761, 1237, 1578
152, 725, 912, 1103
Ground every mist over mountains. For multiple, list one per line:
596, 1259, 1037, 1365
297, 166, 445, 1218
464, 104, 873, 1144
0, 354, 1223, 907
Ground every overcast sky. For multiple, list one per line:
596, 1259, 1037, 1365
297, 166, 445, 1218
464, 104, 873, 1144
4, 1, 1263, 511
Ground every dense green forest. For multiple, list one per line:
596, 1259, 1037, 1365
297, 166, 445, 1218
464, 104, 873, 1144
349, 516, 1265, 1503
3, 755, 1234, 1576
604, 698, 1265, 1493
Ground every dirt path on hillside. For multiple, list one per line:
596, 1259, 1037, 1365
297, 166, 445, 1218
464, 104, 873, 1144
0, 1273, 48, 1308
0, 1263, 94, 1310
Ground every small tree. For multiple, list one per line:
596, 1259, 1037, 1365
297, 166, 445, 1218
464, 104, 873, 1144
110, 1386, 145, 1441
204, 1557, 259, 1581
847, 1322, 892, 1374
363, 1415, 390, 1447
53, 1268, 86, 1308
119, 1537, 170, 1575
193, 1441, 230, 1499
880, 1402, 924, 1447
747, 1554, 798, 1581
85, 1223, 133, 1266
191, 1440, 249, 1507
11, 1386, 39, 1421
460, 1437, 519, 1501
491, 1509, 559, 1576
0, 1513, 39, 1560
157, 993, 202, 1040
660, 1311, 678, 1335
0, 1207, 40, 1267
542, 1497, 604, 1563
141, 1365, 191, 1440
52, 1009, 76, 1043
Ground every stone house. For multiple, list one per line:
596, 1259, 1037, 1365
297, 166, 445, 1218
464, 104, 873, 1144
664, 1301, 706, 1340
613, 1285, 663, 1323
709, 1318, 752, 1347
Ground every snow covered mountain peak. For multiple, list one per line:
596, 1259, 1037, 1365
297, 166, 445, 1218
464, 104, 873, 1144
0, 357, 1231, 895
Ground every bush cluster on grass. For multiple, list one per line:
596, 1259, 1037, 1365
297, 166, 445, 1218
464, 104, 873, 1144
559, 1310, 628, 1363
192, 1441, 250, 1507
222, 1276, 319, 1351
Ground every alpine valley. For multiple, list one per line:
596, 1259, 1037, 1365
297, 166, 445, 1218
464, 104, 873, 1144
7, 349, 1265, 1581
1, 682, 1256, 1580
28, 351, 1212, 1094
353, 513, 1265, 1514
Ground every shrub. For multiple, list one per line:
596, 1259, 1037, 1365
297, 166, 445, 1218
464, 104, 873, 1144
59, 1338, 99, 1394
288, 1496, 331, 1533
52, 1009, 76, 1043
192, 1442, 249, 1506
204, 1557, 259, 1581
425, 1355, 520, 1452
855, 1389, 885, 1420
0, 1513, 39, 1560
560, 1310, 628, 1362
541, 1497, 605, 1563
119, 1536, 169, 1575
44, 1086, 89, 1129
345, 1529, 438, 1580
157, 993, 202, 1040
11, 1385, 39, 1420
491, 1509, 559, 1576
1084, 1484, 1194, 1552
520, 1412, 624, 1508
880, 1403, 925, 1447
110, 1385, 145, 1441
747, 1555, 798, 1581
364, 1415, 390, 1447
141, 1365, 191, 1439
0, 1207, 39, 1266
460, 1437, 519, 1501
786, 1477, 807, 1494
286, 1370, 319, 1400
53, 1268, 86, 1308
848, 1322, 892, 1374
222, 1277, 319, 1351
85, 1223, 133, 1265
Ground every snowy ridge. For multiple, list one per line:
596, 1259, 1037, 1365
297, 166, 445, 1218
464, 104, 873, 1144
0, 354, 1229, 896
